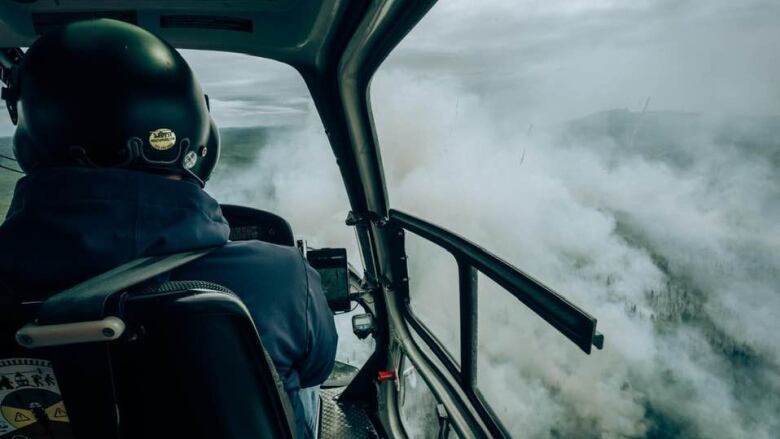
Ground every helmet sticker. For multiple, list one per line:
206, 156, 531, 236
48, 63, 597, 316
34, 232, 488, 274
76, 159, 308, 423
0, 358, 73, 437
183, 151, 198, 170
148, 128, 177, 151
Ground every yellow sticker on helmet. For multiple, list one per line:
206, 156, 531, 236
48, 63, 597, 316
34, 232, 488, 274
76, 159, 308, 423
149, 128, 176, 151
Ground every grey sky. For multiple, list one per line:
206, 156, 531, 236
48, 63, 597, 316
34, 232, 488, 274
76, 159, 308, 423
180, 50, 311, 129
1, 0, 777, 135
184, 0, 780, 129
380, 0, 780, 124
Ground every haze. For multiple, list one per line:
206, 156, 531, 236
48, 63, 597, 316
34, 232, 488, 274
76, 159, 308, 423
1, 1, 777, 437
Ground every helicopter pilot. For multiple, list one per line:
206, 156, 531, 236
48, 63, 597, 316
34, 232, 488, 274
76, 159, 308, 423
0, 19, 337, 438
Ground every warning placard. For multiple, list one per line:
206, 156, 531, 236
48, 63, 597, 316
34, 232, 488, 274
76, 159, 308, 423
0, 358, 73, 438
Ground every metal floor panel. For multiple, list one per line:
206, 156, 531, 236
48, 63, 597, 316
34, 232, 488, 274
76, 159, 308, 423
319, 387, 378, 439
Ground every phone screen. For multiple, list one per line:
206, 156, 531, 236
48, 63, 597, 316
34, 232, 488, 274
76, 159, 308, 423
307, 248, 350, 312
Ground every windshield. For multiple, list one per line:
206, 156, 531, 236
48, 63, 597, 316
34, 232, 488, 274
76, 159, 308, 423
373, 1, 779, 437
0, 50, 373, 371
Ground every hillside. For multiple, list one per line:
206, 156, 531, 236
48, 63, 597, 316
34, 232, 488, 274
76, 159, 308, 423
560, 109, 780, 170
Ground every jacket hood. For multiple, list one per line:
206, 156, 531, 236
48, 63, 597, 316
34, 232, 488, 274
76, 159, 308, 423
0, 167, 230, 296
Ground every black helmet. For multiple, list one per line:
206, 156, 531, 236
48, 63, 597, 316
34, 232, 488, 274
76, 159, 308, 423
6, 19, 219, 186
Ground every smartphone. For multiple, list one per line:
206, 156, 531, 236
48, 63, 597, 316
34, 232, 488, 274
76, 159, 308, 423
306, 248, 350, 312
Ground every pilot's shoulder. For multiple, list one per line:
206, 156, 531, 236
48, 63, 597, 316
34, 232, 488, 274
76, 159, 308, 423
211, 240, 305, 268
174, 241, 309, 299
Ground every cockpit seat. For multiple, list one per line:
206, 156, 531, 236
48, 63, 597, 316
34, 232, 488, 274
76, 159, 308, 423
0, 205, 298, 438
0, 275, 295, 438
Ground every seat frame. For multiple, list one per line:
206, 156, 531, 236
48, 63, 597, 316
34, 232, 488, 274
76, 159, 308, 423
1, 281, 296, 438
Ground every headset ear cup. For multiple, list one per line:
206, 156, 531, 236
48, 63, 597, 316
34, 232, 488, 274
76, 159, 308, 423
183, 117, 219, 186
200, 118, 220, 183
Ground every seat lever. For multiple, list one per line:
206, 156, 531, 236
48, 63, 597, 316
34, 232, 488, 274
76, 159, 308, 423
16, 316, 126, 348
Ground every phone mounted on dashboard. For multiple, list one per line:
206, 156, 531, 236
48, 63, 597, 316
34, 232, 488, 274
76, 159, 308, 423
303, 247, 351, 312
220, 204, 352, 313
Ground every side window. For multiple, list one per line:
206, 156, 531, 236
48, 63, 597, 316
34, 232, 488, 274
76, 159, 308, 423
398, 354, 458, 438
405, 231, 460, 363
334, 302, 376, 370
389, 210, 603, 437
398, 354, 439, 436
475, 273, 585, 433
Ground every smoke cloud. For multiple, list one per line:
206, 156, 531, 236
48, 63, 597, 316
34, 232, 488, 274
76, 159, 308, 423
0, 2, 775, 437
202, 1, 779, 437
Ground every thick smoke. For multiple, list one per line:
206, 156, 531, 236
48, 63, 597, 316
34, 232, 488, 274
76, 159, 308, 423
206, 70, 779, 437
0, 2, 774, 437
204, 1, 779, 437
204, 1, 780, 438
370, 71, 779, 438
370, 1, 779, 437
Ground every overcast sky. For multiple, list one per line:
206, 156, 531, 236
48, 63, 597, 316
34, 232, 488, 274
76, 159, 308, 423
186, 0, 780, 129
384, 0, 780, 124
1, 0, 777, 135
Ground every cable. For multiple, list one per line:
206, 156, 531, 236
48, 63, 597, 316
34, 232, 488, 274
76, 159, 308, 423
333, 301, 361, 315
0, 153, 16, 162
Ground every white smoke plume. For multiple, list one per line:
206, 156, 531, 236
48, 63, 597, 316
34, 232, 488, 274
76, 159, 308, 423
0, 2, 776, 437
206, 70, 779, 438
371, 71, 779, 438
202, 1, 780, 436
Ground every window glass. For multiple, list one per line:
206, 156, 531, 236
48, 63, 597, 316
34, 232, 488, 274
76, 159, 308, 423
334, 305, 376, 370
0, 48, 372, 372
183, 51, 373, 370
374, 2, 779, 438
476, 273, 587, 436
405, 231, 460, 363
181, 51, 355, 255
399, 354, 441, 437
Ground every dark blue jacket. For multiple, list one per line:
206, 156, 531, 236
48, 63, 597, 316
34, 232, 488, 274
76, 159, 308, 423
0, 167, 337, 437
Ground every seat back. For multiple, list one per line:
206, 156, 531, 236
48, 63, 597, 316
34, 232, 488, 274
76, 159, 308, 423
1, 281, 295, 438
